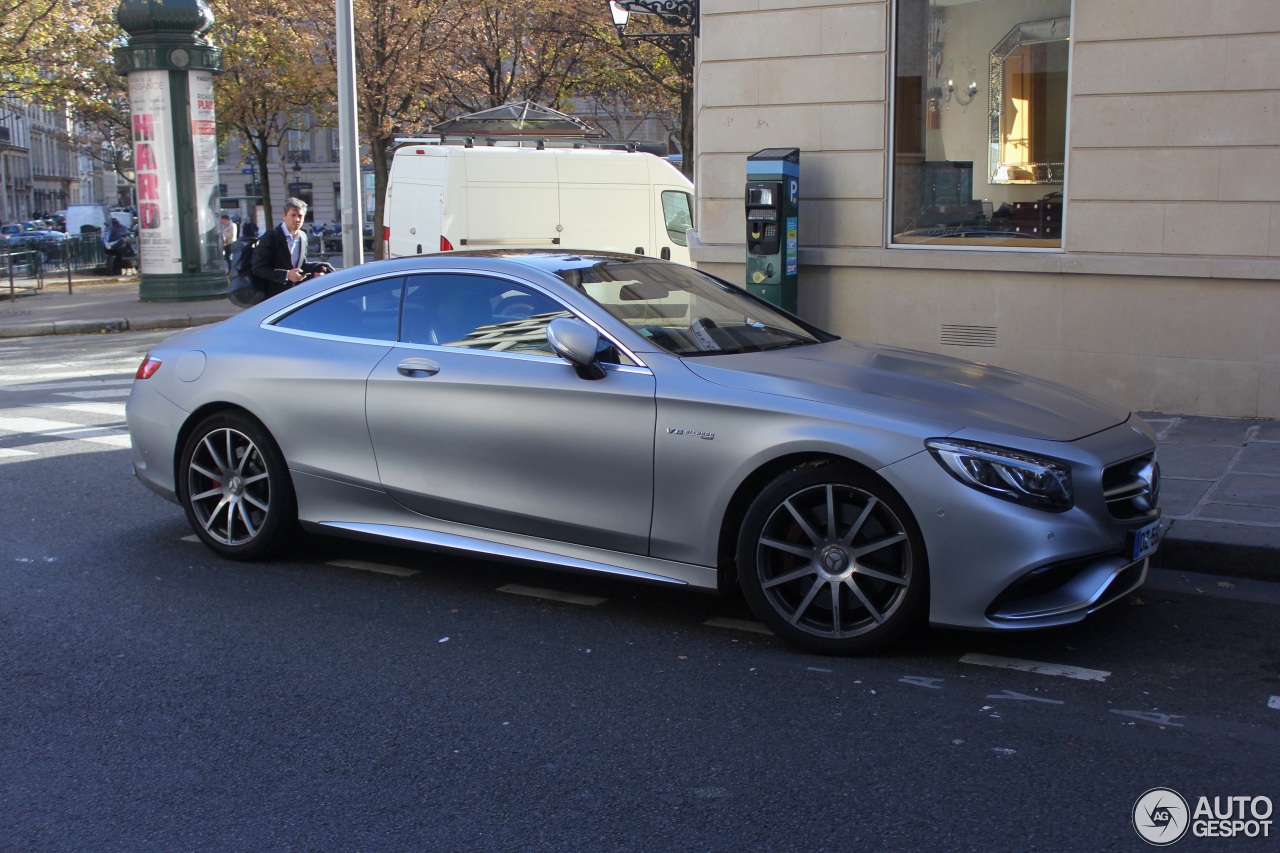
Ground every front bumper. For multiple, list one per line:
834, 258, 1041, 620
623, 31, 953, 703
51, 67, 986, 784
883, 417, 1159, 631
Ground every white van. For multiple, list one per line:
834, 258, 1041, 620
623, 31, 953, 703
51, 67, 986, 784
384, 145, 695, 264
64, 203, 111, 236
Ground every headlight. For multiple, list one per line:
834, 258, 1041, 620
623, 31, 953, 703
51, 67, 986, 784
926, 439, 1073, 512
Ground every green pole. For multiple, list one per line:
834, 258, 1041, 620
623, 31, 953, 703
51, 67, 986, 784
114, 0, 225, 302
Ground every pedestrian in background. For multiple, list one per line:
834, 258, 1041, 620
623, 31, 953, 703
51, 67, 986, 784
251, 198, 330, 298
220, 213, 238, 269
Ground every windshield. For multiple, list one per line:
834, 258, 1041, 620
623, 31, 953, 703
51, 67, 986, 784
555, 260, 825, 356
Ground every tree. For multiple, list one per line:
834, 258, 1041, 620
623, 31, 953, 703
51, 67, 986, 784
312, 0, 460, 258
590, 18, 692, 176
209, 0, 332, 229
440, 0, 598, 116
0, 0, 113, 99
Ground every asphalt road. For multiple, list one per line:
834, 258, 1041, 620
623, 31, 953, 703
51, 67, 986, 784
1, 330, 1277, 852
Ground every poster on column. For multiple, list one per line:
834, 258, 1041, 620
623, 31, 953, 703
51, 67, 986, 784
188, 70, 223, 273
128, 70, 182, 273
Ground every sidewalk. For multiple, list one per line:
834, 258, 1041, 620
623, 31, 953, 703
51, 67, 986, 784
3, 273, 1278, 584
1, 272, 240, 337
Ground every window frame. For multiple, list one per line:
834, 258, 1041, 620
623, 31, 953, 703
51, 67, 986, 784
887, 0, 1072, 254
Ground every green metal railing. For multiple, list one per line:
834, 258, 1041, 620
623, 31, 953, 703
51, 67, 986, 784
4, 234, 112, 300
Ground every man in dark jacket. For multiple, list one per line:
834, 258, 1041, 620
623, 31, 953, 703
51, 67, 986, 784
251, 197, 329, 298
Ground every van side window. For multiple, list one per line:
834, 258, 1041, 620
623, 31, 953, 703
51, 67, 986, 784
661, 191, 693, 246
400, 274, 572, 356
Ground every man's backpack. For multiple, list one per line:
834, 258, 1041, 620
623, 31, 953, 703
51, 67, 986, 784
227, 235, 263, 307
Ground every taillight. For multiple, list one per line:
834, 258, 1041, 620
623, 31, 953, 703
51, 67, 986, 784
440, 236, 453, 252
135, 356, 162, 379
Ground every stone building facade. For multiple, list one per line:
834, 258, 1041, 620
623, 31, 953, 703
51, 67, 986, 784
690, 0, 1280, 418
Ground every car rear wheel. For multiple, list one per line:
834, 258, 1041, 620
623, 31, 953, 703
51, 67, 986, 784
179, 412, 296, 560
736, 462, 928, 654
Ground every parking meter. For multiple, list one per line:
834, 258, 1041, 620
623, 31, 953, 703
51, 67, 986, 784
745, 148, 799, 312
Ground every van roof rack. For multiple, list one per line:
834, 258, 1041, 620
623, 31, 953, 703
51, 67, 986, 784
389, 135, 670, 157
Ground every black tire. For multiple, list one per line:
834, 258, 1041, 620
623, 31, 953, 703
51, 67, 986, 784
178, 411, 297, 560
736, 462, 928, 655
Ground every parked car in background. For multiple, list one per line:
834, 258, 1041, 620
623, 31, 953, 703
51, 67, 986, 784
1, 221, 38, 236
127, 250, 1161, 655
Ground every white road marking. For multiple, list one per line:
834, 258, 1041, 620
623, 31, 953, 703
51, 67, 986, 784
498, 584, 606, 606
0, 376, 134, 390
32, 402, 127, 417
1269, 696, 1280, 711
327, 559, 421, 578
986, 689, 1065, 705
0, 416, 131, 448
960, 653, 1110, 683
55, 389, 131, 400
704, 617, 773, 635
180, 534, 200, 543
0, 447, 36, 458
1110, 709, 1184, 727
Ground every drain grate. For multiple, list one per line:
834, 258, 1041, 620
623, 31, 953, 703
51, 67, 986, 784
940, 324, 997, 347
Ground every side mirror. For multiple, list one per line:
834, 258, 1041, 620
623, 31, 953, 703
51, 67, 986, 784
547, 317, 606, 380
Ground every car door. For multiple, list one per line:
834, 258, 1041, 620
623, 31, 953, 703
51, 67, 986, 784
365, 271, 657, 555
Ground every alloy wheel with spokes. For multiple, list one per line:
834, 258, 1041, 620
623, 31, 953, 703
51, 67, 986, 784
737, 463, 928, 654
179, 412, 296, 560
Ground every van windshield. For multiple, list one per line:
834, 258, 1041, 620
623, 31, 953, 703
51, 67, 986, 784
555, 260, 825, 356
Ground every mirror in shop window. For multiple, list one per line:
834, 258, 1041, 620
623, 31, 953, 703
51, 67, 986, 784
988, 17, 1070, 185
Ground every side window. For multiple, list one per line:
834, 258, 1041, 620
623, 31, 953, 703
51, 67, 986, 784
661, 191, 693, 246
400, 274, 572, 357
274, 276, 403, 341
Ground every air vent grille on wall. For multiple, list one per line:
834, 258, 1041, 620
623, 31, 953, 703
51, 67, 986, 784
940, 324, 997, 347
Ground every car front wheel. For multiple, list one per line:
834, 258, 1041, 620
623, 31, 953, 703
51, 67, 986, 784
179, 412, 296, 560
736, 462, 928, 654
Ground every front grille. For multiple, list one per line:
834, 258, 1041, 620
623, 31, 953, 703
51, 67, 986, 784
1102, 453, 1160, 520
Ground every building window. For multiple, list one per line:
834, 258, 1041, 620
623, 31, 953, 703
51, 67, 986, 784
891, 0, 1069, 249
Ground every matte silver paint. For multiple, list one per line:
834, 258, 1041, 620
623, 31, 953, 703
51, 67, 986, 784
127, 251, 1158, 636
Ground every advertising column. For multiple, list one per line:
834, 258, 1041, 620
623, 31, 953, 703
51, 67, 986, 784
114, 0, 224, 301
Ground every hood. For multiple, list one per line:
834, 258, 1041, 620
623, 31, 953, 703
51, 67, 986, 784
682, 339, 1130, 442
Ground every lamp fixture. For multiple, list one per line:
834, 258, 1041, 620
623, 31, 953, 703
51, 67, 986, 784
606, 0, 699, 75
931, 57, 980, 111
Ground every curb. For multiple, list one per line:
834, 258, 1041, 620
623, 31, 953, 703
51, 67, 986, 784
1152, 521, 1280, 583
0, 313, 237, 339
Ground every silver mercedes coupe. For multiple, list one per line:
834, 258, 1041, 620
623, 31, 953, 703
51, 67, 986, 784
127, 251, 1161, 654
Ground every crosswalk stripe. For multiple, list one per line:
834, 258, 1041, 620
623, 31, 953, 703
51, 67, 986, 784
0, 375, 134, 390
0, 416, 131, 449
55, 389, 131, 400
31, 402, 127, 417
0, 447, 37, 458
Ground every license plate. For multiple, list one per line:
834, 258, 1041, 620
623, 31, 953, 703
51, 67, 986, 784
1131, 520, 1163, 561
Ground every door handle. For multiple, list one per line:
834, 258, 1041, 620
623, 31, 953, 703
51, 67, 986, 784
661, 246, 671, 260
397, 358, 440, 377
